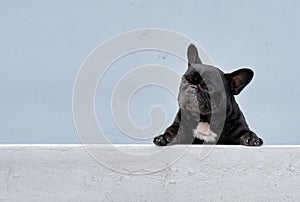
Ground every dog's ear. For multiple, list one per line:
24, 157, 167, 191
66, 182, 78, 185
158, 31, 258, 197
226, 68, 254, 95
187, 44, 202, 64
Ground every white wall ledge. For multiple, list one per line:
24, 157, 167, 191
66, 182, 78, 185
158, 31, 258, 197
0, 144, 299, 201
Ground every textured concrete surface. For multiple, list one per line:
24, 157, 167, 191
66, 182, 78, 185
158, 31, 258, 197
0, 145, 299, 202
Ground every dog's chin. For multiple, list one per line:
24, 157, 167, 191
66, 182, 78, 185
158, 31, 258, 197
181, 107, 211, 116
179, 102, 212, 116
199, 107, 211, 115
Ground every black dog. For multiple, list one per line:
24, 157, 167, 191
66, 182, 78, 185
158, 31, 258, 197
153, 44, 263, 146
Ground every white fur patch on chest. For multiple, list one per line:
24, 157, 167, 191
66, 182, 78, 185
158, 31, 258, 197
193, 122, 217, 143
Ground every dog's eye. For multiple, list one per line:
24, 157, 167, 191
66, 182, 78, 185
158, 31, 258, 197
199, 79, 207, 89
199, 79, 205, 86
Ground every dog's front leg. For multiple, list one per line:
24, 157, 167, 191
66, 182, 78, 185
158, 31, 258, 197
153, 110, 181, 146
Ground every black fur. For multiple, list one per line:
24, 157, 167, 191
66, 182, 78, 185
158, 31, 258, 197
153, 44, 263, 146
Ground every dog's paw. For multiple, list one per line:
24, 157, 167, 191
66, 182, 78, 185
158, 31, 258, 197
153, 134, 172, 146
240, 132, 263, 146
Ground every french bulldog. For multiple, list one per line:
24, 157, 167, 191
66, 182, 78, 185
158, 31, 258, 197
153, 44, 263, 146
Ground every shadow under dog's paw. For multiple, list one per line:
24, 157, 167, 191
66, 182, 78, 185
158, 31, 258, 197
240, 132, 263, 146
153, 134, 172, 146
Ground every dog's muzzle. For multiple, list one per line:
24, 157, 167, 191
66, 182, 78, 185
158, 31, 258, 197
178, 86, 211, 115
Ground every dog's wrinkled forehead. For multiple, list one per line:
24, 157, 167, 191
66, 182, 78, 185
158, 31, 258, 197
189, 63, 224, 90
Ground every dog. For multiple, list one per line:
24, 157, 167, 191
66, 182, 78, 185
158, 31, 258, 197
153, 44, 263, 146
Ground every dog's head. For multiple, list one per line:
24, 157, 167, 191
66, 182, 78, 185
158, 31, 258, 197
178, 44, 254, 118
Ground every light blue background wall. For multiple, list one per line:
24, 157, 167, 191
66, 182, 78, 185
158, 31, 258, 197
1, 0, 299, 144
